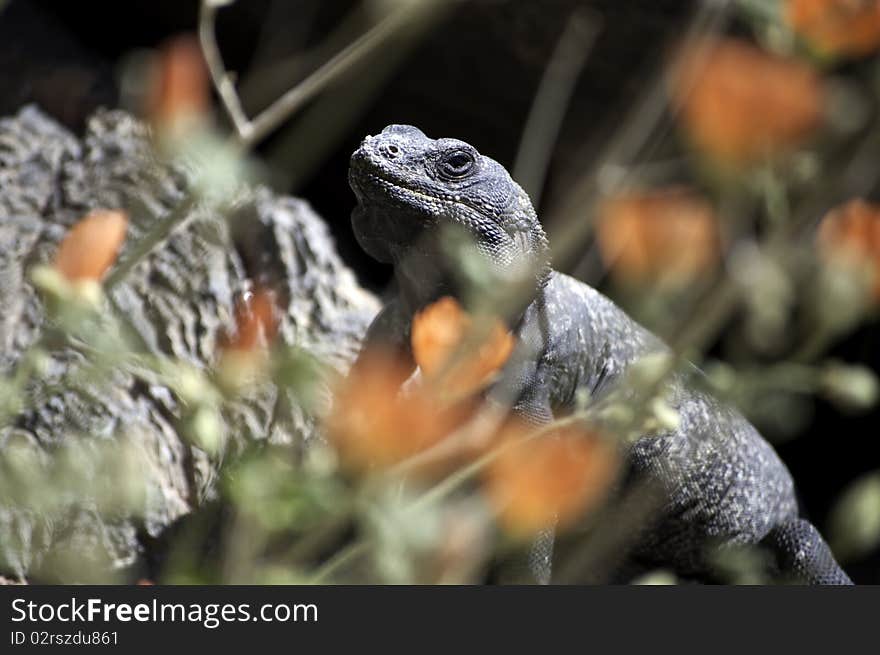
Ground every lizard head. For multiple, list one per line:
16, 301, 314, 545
349, 124, 551, 294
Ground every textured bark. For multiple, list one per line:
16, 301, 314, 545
0, 106, 379, 581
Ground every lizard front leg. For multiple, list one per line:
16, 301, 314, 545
491, 347, 559, 584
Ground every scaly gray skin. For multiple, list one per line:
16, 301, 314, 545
348, 124, 852, 585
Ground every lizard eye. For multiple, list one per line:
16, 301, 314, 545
438, 149, 476, 179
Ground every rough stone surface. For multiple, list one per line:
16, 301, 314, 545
0, 106, 379, 580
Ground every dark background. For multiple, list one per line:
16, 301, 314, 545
1, 0, 877, 583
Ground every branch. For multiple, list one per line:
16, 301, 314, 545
513, 8, 601, 205
198, 0, 449, 150
104, 192, 198, 292
198, 0, 253, 142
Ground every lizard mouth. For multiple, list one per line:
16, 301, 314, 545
349, 163, 446, 215
348, 148, 475, 220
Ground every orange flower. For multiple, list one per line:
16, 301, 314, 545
411, 297, 515, 399
147, 34, 209, 135
216, 289, 280, 388
786, 0, 880, 58
483, 422, 619, 536
817, 198, 880, 299
596, 189, 720, 285
325, 351, 470, 471
53, 209, 128, 282
672, 38, 823, 163
224, 289, 280, 352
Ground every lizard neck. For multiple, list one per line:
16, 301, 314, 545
392, 248, 456, 315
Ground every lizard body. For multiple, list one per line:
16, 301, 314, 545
348, 124, 852, 584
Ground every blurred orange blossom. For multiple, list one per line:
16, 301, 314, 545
817, 198, 880, 300
596, 188, 720, 286
223, 288, 280, 353
786, 0, 880, 58
671, 38, 824, 163
411, 296, 515, 399
325, 350, 473, 471
53, 209, 128, 282
146, 34, 210, 136
216, 288, 281, 388
326, 297, 516, 472
483, 422, 619, 537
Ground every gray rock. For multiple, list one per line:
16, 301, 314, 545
0, 106, 379, 581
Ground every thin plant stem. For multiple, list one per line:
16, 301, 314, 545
104, 192, 198, 292
199, 0, 449, 149
513, 8, 601, 205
